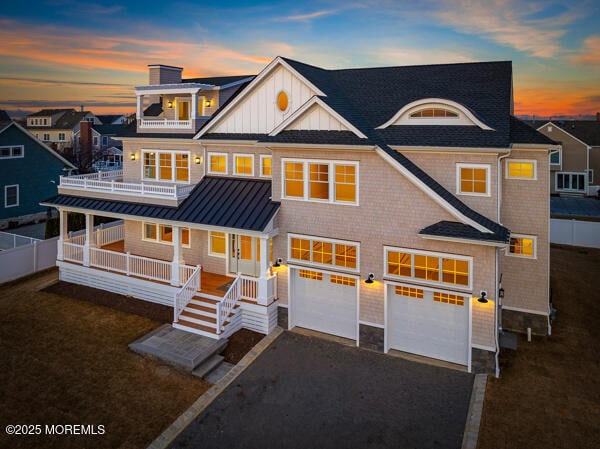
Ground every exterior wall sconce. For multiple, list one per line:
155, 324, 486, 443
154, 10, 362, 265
194, 156, 202, 164
130, 152, 136, 161
478, 291, 488, 303
365, 273, 375, 284
205, 99, 212, 107
273, 257, 283, 267
167, 100, 173, 108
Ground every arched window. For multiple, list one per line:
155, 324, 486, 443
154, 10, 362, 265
410, 108, 458, 118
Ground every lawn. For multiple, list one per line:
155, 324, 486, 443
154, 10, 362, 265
0, 268, 210, 449
478, 244, 600, 449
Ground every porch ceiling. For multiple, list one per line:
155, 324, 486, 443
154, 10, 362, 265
42, 176, 280, 233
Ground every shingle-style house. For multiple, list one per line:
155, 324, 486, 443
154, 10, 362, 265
26, 108, 97, 155
1, 120, 75, 228
43, 57, 556, 374
529, 118, 600, 197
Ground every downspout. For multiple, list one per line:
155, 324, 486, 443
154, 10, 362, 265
586, 145, 591, 195
495, 151, 510, 378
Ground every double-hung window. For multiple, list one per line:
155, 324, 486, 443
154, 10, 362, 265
234, 154, 254, 176
260, 155, 272, 177
209, 231, 226, 257
208, 152, 227, 174
508, 234, 536, 258
282, 159, 358, 205
4, 185, 19, 208
457, 163, 490, 196
142, 150, 189, 182
143, 223, 190, 246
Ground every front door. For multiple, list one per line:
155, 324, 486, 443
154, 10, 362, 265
178, 101, 190, 120
229, 234, 259, 276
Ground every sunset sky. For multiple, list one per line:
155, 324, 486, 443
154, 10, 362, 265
1, 0, 599, 118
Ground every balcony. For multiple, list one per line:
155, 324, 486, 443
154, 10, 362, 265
58, 170, 195, 205
138, 118, 192, 129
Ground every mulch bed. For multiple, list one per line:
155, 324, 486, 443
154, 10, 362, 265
42, 280, 266, 366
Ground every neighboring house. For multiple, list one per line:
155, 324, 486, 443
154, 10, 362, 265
73, 123, 125, 169
43, 57, 556, 374
1, 121, 76, 229
96, 114, 128, 125
25, 108, 97, 155
529, 117, 600, 196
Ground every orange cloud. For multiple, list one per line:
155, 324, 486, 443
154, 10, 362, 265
571, 35, 600, 65
515, 86, 600, 117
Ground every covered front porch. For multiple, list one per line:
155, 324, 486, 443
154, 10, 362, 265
56, 213, 278, 338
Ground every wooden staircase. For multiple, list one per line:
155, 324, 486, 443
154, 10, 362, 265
174, 293, 242, 339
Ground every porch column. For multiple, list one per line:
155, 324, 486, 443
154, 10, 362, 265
83, 213, 93, 267
257, 236, 269, 306
170, 225, 182, 286
57, 209, 67, 261
191, 92, 198, 121
136, 95, 142, 120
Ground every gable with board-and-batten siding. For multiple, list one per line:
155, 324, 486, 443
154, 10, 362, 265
212, 65, 317, 134
285, 103, 350, 132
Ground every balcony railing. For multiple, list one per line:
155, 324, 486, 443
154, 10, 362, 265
59, 170, 195, 201
139, 118, 192, 129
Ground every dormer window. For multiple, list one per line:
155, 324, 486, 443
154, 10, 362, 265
410, 108, 458, 118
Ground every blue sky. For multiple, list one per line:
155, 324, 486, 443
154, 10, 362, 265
1, 0, 598, 116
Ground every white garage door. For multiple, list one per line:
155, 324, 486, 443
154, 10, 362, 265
387, 285, 469, 365
291, 268, 357, 340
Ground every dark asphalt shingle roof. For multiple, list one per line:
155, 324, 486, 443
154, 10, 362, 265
44, 176, 280, 231
182, 75, 255, 86
143, 102, 163, 117
419, 220, 509, 243
93, 124, 126, 136
510, 117, 556, 145
550, 196, 600, 219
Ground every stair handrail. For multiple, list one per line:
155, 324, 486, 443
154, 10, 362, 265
216, 275, 242, 334
174, 265, 201, 323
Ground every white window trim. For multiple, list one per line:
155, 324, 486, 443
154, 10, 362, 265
58, 133, 66, 142
456, 163, 491, 197
260, 155, 272, 178
141, 150, 191, 184
549, 149, 561, 167
175, 97, 191, 121
43, 133, 50, 141
383, 246, 473, 291
0, 145, 24, 159
555, 171, 587, 192
208, 231, 227, 258
281, 158, 359, 206
207, 152, 228, 175
505, 159, 537, 180
4, 184, 19, 208
507, 234, 537, 259
234, 153, 255, 177
142, 222, 191, 248
288, 233, 360, 273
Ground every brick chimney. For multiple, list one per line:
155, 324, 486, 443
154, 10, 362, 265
596, 112, 600, 121
79, 120, 93, 169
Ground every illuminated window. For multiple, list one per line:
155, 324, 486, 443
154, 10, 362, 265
235, 154, 254, 176
284, 162, 304, 198
209, 231, 226, 257
176, 154, 189, 181
387, 251, 411, 277
283, 159, 358, 205
508, 235, 536, 258
457, 164, 489, 196
289, 234, 359, 272
208, 153, 227, 174
143, 222, 190, 246
335, 244, 357, 269
291, 237, 311, 261
410, 108, 458, 118
260, 155, 272, 177
330, 275, 356, 287
309, 163, 329, 200
385, 247, 471, 289
394, 286, 424, 299
312, 241, 333, 265
507, 160, 536, 180
142, 151, 189, 182
277, 91, 289, 112
299, 269, 322, 280
414, 254, 439, 281
335, 165, 356, 203
433, 291, 465, 306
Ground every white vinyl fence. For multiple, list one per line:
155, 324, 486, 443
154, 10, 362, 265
550, 219, 600, 248
0, 236, 59, 283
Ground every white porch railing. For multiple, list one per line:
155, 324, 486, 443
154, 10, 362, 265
96, 223, 124, 247
61, 239, 196, 286
174, 266, 201, 323
216, 275, 244, 334
139, 118, 192, 129
59, 171, 195, 201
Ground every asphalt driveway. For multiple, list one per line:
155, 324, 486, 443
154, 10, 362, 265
169, 331, 474, 449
